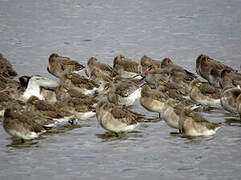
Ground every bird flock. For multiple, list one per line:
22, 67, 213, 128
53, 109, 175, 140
0, 53, 241, 142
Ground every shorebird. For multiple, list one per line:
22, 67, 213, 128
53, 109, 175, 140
219, 71, 241, 113
155, 78, 190, 102
58, 97, 96, 120
99, 79, 144, 106
0, 53, 18, 78
220, 87, 241, 114
189, 79, 221, 107
0, 75, 24, 100
140, 55, 162, 72
167, 71, 193, 96
85, 57, 117, 77
219, 69, 241, 88
2, 105, 47, 142
26, 96, 75, 124
0, 91, 25, 117
55, 82, 99, 104
47, 53, 85, 78
96, 100, 144, 135
179, 106, 221, 137
89, 68, 113, 92
113, 55, 142, 79
142, 66, 169, 86
196, 54, 235, 87
161, 58, 196, 80
161, 99, 182, 129
140, 84, 168, 117
59, 73, 100, 97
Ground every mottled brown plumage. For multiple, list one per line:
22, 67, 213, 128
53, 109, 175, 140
140, 55, 162, 71
198, 82, 221, 99
3, 106, 46, 140
47, 53, 85, 78
100, 79, 143, 106
179, 107, 221, 136
113, 55, 140, 73
221, 87, 241, 113
141, 85, 168, 101
26, 96, 72, 119
161, 58, 196, 80
189, 79, 221, 106
96, 100, 144, 133
59, 73, 100, 97
0, 53, 18, 78
196, 54, 235, 87
86, 57, 117, 77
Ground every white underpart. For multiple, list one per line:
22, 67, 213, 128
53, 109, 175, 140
105, 120, 139, 132
186, 126, 221, 137
101, 112, 139, 132
52, 115, 76, 127
190, 104, 202, 111
75, 111, 96, 120
0, 109, 5, 117
73, 69, 85, 74
121, 71, 143, 80
83, 87, 99, 97
118, 88, 142, 106
8, 129, 43, 140
23, 79, 44, 101
201, 99, 221, 107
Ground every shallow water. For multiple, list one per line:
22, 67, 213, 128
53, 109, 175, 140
0, 0, 241, 179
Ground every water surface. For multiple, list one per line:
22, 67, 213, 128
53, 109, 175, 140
0, 0, 241, 179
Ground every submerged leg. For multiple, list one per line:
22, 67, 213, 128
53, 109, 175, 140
158, 113, 161, 119
114, 132, 119, 137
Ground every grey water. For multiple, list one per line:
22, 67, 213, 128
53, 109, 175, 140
0, 0, 241, 179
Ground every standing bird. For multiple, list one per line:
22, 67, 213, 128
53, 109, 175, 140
89, 68, 113, 93
140, 55, 162, 72
195, 54, 234, 87
2, 105, 47, 142
221, 87, 241, 114
219, 69, 241, 88
113, 55, 142, 79
100, 79, 144, 106
85, 57, 117, 77
220, 72, 241, 114
179, 106, 221, 137
96, 100, 144, 135
59, 73, 100, 97
140, 84, 168, 118
189, 79, 221, 107
161, 58, 197, 80
47, 53, 85, 78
